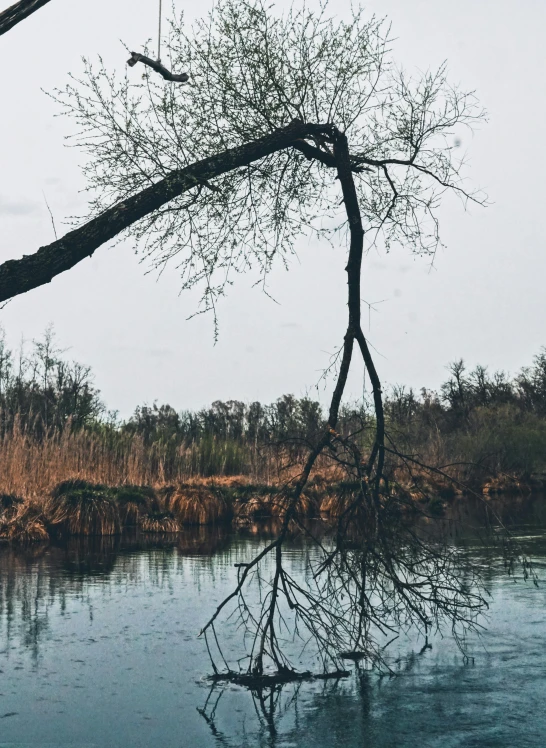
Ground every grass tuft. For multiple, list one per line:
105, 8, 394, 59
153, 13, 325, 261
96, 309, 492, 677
114, 485, 158, 527
321, 488, 361, 517
270, 492, 318, 519
169, 488, 233, 525
140, 511, 180, 533
51, 478, 108, 499
0, 504, 49, 543
46, 482, 121, 536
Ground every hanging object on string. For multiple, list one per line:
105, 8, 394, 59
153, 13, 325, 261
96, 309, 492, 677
127, 0, 189, 83
127, 52, 189, 82
157, 0, 162, 63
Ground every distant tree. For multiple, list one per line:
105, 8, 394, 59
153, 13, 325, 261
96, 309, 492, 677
517, 348, 546, 415
124, 402, 181, 443
0, 325, 103, 435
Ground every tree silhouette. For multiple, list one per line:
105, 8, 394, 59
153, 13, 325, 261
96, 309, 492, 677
0, 0, 493, 679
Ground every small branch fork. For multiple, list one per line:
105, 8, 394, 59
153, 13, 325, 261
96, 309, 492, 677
127, 52, 189, 83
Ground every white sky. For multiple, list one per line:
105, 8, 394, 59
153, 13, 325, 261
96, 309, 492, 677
0, 0, 545, 418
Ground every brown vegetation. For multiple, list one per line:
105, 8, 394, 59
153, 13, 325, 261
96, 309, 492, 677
0, 460, 541, 545
267, 491, 319, 520
0, 503, 49, 543
168, 487, 234, 525
320, 483, 363, 518
116, 485, 159, 527
45, 480, 121, 536
0, 425, 541, 544
0, 423, 288, 500
140, 512, 180, 533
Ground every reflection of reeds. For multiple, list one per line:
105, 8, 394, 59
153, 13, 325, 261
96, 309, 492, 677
59, 534, 121, 575
45, 481, 121, 536
177, 525, 231, 556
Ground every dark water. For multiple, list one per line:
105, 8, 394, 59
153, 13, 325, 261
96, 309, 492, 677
1, 497, 546, 747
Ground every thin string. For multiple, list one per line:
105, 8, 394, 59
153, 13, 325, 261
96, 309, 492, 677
157, 0, 162, 62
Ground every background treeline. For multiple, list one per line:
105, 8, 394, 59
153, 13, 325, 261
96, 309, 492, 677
385, 354, 546, 482
1, 326, 546, 495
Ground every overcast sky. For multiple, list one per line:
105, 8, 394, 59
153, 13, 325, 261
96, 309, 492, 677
0, 0, 545, 418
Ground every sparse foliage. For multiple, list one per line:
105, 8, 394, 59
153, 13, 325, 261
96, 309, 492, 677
55, 0, 484, 318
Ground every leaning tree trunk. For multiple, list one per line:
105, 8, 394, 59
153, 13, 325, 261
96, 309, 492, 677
0, 0, 52, 36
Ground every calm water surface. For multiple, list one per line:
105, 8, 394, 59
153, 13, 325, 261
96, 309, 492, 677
1, 497, 546, 747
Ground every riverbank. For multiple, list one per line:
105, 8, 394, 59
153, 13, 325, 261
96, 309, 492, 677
2, 469, 545, 543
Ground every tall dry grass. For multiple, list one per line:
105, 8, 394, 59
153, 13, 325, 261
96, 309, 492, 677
0, 421, 342, 501
0, 419, 367, 540
0, 424, 247, 498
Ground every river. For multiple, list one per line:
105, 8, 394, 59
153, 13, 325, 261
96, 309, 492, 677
0, 496, 545, 747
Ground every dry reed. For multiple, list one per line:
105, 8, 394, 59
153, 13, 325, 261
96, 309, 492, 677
140, 512, 180, 533
45, 480, 121, 536
168, 488, 233, 525
0, 421, 369, 538
115, 485, 158, 527
0, 505, 49, 543
0, 420, 343, 503
320, 485, 361, 517
0, 423, 288, 499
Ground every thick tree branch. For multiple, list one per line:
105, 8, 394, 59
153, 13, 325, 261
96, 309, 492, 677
0, 120, 333, 304
334, 132, 385, 483
127, 52, 189, 83
0, 0, 51, 36
292, 139, 371, 173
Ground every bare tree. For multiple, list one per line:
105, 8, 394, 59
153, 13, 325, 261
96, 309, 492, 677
1, 0, 493, 679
